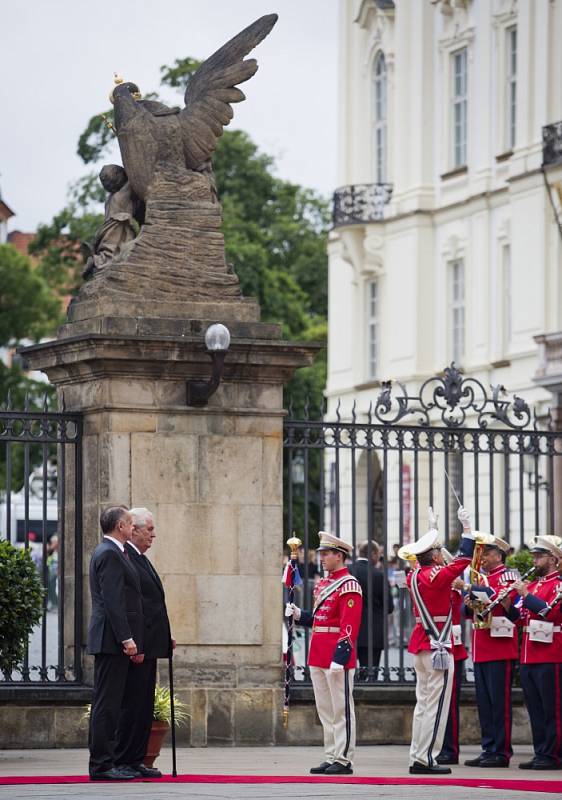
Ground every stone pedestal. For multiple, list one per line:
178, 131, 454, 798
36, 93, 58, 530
22, 300, 317, 744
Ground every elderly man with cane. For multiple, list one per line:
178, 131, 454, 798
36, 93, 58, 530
114, 507, 176, 779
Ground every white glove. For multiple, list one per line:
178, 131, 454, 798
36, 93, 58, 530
457, 505, 471, 532
428, 506, 439, 530
329, 661, 344, 672
284, 602, 301, 621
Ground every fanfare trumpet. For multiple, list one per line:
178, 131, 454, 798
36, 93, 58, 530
469, 532, 497, 629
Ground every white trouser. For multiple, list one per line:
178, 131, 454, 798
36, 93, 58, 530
310, 666, 356, 766
410, 651, 454, 767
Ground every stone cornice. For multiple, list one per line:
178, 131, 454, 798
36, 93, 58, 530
21, 332, 321, 387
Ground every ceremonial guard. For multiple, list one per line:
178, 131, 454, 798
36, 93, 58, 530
514, 536, 562, 770
436, 567, 468, 765
464, 535, 519, 768
400, 507, 475, 775
286, 532, 362, 775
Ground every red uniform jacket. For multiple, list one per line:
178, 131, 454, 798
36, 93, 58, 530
407, 557, 471, 655
299, 567, 362, 669
469, 565, 519, 663
519, 572, 562, 665
451, 588, 468, 662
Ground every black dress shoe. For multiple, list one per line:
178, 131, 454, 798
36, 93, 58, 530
310, 761, 333, 774
89, 767, 135, 781
324, 762, 353, 775
478, 755, 510, 768
436, 754, 459, 765
409, 762, 451, 775
530, 759, 560, 770
122, 764, 163, 778
518, 759, 535, 770
464, 754, 487, 766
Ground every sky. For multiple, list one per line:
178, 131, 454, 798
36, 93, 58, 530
0, 0, 339, 232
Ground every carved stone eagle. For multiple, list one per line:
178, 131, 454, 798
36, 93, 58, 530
111, 14, 278, 201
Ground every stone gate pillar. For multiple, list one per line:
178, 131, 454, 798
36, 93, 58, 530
23, 296, 316, 745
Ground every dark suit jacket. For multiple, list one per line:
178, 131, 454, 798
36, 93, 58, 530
350, 559, 394, 649
125, 542, 172, 659
87, 538, 144, 655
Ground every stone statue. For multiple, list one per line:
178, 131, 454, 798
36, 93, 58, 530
83, 165, 144, 279
81, 14, 278, 305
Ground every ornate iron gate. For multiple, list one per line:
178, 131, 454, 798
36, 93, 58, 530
283, 365, 562, 684
0, 395, 83, 684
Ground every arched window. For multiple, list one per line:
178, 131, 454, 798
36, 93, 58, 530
372, 53, 388, 183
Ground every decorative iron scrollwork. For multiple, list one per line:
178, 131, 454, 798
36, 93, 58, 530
542, 120, 562, 167
332, 182, 393, 227
373, 364, 533, 430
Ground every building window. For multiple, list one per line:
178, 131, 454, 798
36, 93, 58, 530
367, 279, 379, 379
450, 260, 465, 364
372, 53, 388, 183
452, 48, 468, 168
506, 27, 517, 150
503, 244, 512, 352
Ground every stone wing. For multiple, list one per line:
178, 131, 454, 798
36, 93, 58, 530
180, 14, 277, 169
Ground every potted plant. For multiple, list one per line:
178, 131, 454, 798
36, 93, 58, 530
0, 541, 43, 676
144, 685, 189, 767
83, 684, 189, 767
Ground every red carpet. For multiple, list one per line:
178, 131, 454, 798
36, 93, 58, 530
0, 774, 561, 792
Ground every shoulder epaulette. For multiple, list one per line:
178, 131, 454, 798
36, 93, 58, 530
339, 578, 362, 596
429, 565, 444, 582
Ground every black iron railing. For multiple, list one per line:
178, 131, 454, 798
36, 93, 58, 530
332, 183, 393, 227
542, 120, 562, 167
283, 364, 562, 685
0, 395, 83, 684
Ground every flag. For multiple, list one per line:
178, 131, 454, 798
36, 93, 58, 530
282, 560, 302, 587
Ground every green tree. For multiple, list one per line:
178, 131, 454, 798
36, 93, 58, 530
29, 175, 105, 297
0, 244, 59, 493
0, 541, 43, 675
0, 244, 61, 345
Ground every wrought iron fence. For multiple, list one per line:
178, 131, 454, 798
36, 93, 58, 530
0, 394, 83, 684
283, 365, 562, 685
332, 183, 393, 227
542, 120, 562, 167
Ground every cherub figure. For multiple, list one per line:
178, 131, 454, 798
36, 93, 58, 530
83, 165, 143, 279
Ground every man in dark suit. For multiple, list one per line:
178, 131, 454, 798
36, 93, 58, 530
114, 507, 174, 779
87, 506, 143, 781
351, 541, 394, 673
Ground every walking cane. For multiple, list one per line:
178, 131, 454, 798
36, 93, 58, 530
283, 536, 302, 727
168, 651, 177, 777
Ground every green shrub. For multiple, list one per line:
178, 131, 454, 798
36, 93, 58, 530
0, 541, 44, 674
506, 548, 534, 577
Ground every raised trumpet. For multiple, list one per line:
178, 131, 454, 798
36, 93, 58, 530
469, 532, 496, 629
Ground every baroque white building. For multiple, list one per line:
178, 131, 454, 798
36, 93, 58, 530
325, 0, 562, 546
